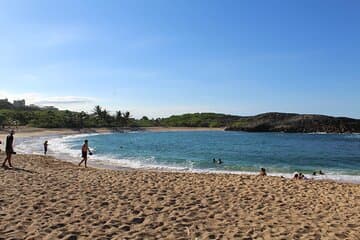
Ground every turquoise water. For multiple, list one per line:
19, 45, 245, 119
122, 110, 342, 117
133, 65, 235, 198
18, 131, 360, 182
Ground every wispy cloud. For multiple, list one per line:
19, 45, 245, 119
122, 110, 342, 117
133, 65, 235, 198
34, 96, 94, 105
0, 91, 95, 111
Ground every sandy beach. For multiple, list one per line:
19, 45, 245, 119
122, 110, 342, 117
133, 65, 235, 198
0, 126, 223, 138
0, 127, 113, 140
1, 153, 359, 240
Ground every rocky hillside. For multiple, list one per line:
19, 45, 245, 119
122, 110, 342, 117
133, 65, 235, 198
225, 112, 360, 133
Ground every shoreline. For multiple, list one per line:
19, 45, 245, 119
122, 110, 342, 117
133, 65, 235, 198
3, 128, 359, 185
11, 150, 360, 185
0, 126, 224, 139
4, 153, 360, 186
1, 153, 359, 239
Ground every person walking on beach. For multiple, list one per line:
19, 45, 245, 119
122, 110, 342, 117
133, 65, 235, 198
2, 130, 15, 168
43, 140, 48, 155
78, 140, 92, 168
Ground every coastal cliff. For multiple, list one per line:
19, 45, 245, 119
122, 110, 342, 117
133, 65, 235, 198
225, 112, 360, 133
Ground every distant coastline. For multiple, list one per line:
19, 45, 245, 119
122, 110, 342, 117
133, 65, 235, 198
225, 112, 360, 133
1, 106, 360, 134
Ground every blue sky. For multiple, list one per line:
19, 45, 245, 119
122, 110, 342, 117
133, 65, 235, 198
0, 0, 359, 118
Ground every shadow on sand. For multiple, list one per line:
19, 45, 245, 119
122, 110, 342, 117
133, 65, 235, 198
2, 166, 37, 174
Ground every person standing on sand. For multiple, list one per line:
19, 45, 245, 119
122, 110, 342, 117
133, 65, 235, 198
78, 140, 92, 168
2, 130, 15, 168
43, 140, 48, 155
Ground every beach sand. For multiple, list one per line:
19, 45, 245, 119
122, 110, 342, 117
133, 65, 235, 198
0, 127, 115, 139
0, 126, 223, 139
1, 154, 359, 239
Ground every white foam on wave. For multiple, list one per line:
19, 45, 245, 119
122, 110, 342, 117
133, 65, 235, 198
15, 133, 360, 184
179, 169, 360, 184
307, 132, 329, 135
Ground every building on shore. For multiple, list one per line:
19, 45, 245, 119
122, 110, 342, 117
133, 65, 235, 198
0, 98, 9, 104
13, 99, 26, 108
0, 98, 12, 109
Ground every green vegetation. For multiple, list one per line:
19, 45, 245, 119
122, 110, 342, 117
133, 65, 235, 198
1, 106, 359, 133
0, 106, 237, 129
227, 119, 250, 128
0, 105, 133, 129
158, 113, 240, 128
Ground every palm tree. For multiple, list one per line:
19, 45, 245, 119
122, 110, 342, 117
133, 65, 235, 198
93, 105, 103, 119
93, 105, 111, 125
115, 111, 123, 126
78, 111, 88, 129
123, 111, 130, 127
101, 108, 108, 120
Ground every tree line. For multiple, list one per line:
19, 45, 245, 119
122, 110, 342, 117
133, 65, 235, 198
0, 105, 134, 129
0, 106, 236, 129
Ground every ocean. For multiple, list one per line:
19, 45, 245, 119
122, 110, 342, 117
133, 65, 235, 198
16, 131, 360, 183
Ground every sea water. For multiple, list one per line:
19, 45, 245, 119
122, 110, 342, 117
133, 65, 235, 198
16, 131, 360, 183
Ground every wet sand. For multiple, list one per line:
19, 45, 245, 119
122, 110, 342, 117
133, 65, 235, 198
0, 154, 359, 239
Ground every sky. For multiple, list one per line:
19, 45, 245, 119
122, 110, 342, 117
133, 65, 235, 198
0, 0, 359, 118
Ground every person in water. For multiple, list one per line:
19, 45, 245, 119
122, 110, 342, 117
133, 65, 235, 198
2, 130, 15, 168
78, 140, 92, 168
217, 158, 223, 164
43, 140, 48, 155
259, 168, 267, 176
213, 158, 216, 163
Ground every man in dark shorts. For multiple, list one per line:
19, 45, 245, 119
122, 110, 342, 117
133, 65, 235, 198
78, 140, 92, 168
43, 140, 48, 155
2, 130, 15, 168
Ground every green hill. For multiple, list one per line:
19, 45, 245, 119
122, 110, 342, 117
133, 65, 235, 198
225, 112, 360, 133
1, 107, 360, 133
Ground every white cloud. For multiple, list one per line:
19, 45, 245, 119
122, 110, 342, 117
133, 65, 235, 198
34, 96, 94, 105
0, 91, 95, 112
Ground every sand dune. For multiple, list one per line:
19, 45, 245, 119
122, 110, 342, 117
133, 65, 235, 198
0, 154, 359, 239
